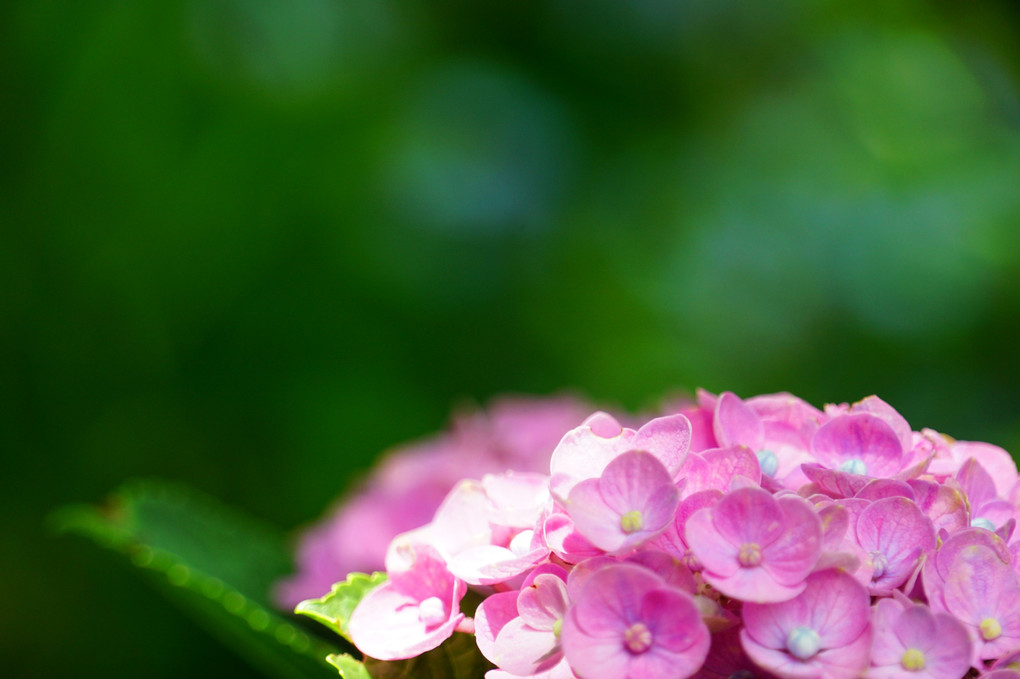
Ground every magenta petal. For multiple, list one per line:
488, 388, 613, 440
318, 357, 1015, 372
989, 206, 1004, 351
868, 599, 906, 666
349, 581, 465, 660
543, 512, 602, 563
640, 589, 710, 659
740, 631, 821, 679
695, 445, 763, 490
568, 564, 663, 636
800, 464, 869, 499
923, 613, 975, 677
560, 606, 631, 678
850, 395, 913, 455
855, 496, 934, 590
714, 392, 765, 449
743, 570, 869, 650
491, 617, 561, 676
711, 486, 785, 546
684, 508, 740, 577
517, 573, 569, 630
549, 418, 633, 498
475, 590, 522, 665
631, 414, 692, 476
707, 565, 805, 603
811, 413, 904, 477
809, 628, 871, 679
955, 457, 998, 508
761, 496, 822, 586
566, 478, 628, 553
598, 450, 675, 515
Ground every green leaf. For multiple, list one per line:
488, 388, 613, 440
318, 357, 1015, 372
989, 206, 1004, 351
52, 479, 340, 679
295, 571, 387, 642
326, 654, 373, 679
363, 633, 494, 679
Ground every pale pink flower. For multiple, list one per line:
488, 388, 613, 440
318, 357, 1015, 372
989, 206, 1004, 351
844, 496, 936, 594
936, 541, 1020, 662
685, 487, 821, 603
348, 544, 466, 660
560, 563, 710, 679
474, 565, 571, 676
955, 458, 1018, 533
741, 570, 872, 679
565, 450, 680, 555
807, 412, 910, 485
711, 392, 816, 489
867, 597, 971, 679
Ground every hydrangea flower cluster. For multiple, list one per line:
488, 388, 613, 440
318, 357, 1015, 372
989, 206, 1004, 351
277, 395, 594, 606
296, 391, 1020, 679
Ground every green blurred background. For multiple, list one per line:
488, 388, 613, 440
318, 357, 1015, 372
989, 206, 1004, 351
4, 0, 1020, 675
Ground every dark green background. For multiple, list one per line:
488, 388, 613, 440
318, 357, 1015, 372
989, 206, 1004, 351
4, 0, 1020, 676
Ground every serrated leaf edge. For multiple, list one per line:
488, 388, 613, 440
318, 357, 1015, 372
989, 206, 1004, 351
294, 571, 387, 641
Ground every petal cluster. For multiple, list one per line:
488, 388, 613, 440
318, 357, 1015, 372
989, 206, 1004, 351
297, 390, 1020, 679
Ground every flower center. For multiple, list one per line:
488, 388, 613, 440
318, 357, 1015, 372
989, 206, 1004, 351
980, 617, 1002, 641
756, 449, 779, 476
552, 618, 562, 638
839, 458, 867, 475
901, 648, 925, 671
786, 626, 821, 660
620, 510, 644, 534
738, 542, 763, 567
417, 596, 446, 626
971, 517, 996, 531
870, 551, 889, 580
623, 622, 653, 654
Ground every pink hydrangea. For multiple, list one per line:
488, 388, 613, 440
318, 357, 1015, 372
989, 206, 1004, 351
290, 390, 1020, 679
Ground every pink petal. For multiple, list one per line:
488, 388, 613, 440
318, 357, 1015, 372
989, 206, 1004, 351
711, 486, 786, 547
475, 590, 522, 665
639, 588, 710, 660
714, 392, 765, 450
761, 496, 822, 586
849, 395, 913, 456
631, 414, 692, 476
517, 573, 569, 631
598, 450, 676, 516
707, 565, 806, 603
349, 582, 465, 660
811, 413, 903, 477
491, 617, 561, 676
684, 508, 740, 577
566, 478, 628, 553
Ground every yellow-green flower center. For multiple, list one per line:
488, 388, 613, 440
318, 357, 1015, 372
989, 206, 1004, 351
620, 510, 644, 534
980, 617, 1002, 641
738, 542, 763, 567
901, 648, 925, 671
623, 622, 653, 654
552, 618, 562, 638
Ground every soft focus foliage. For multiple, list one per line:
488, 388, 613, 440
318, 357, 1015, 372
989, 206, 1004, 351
6, 0, 1020, 676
